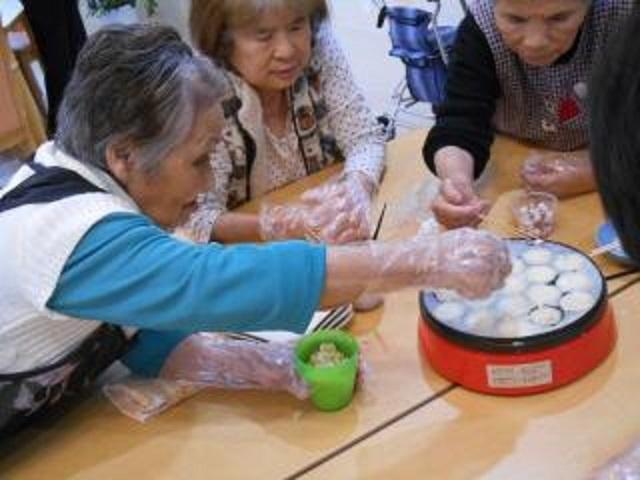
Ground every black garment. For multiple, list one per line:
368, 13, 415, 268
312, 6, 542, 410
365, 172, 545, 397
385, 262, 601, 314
21, 0, 86, 135
423, 15, 581, 179
0, 161, 104, 213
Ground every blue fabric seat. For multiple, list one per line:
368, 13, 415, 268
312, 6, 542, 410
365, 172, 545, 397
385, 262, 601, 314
380, 5, 457, 105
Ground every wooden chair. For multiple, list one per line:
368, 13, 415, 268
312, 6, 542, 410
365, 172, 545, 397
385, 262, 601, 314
5, 7, 47, 116
0, 21, 45, 155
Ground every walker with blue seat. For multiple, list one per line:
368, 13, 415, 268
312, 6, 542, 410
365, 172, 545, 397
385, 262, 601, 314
373, 0, 466, 139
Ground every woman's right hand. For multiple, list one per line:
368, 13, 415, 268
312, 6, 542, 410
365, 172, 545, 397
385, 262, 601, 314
322, 227, 512, 307
418, 228, 512, 298
298, 171, 375, 244
432, 178, 490, 229
259, 172, 375, 244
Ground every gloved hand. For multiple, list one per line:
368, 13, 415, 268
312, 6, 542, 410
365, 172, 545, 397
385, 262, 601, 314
432, 178, 491, 229
259, 171, 376, 244
103, 335, 312, 422
365, 227, 512, 299
299, 171, 376, 243
521, 151, 596, 198
419, 228, 512, 297
258, 203, 309, 241
160, 334, 310, 400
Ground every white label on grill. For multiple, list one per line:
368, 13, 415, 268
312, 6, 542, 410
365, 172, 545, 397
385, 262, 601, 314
486, 361, 553, 388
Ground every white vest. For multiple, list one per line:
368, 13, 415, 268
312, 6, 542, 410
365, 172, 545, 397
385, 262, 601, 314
0, 142, 138, 373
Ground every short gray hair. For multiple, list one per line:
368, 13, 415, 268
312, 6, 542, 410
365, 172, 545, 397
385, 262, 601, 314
56, 24, 228, 174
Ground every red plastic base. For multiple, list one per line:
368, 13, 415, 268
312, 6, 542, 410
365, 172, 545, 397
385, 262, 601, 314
419, 304, 616, 396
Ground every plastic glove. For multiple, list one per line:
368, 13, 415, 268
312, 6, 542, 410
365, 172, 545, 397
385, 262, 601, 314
432, 178, 491, 229
258, 203, 308, 241
259, 201, 363, 243
591, 438, 640, 479
521, 151, 596, 198
160, 334, 310, 400
364, 228, 511, 299
259, 172, 376, 244
299, 171, 376, 244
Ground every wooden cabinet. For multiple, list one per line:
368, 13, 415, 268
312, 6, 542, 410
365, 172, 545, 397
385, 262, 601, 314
0, 22, 44, 154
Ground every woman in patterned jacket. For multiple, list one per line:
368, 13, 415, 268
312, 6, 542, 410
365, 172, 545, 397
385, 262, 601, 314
422, 0, 634, 229
186, 0, 386, 246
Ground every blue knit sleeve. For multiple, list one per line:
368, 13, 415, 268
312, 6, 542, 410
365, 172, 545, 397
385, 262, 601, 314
47, 213, 327, 375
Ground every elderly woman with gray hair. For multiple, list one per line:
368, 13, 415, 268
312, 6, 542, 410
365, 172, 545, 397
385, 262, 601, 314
0, 25, 510, 432
185, 0, 386, 246
423, 0, 634, 229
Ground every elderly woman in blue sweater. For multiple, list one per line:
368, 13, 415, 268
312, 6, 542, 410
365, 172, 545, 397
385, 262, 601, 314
0, 25, 510, 433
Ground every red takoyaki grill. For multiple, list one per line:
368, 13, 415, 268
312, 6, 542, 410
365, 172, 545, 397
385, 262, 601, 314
419, 239, 616, 395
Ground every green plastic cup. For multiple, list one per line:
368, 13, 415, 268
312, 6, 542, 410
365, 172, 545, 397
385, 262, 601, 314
295, 330, 360, 412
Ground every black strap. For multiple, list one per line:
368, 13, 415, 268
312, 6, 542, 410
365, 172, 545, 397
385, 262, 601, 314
0, 162, 105, 214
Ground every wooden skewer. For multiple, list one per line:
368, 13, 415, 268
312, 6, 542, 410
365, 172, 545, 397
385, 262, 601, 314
372, 203, 387, 241
478, 214, 541, 242
495, 217, 541, 241
589, 240, 621, 258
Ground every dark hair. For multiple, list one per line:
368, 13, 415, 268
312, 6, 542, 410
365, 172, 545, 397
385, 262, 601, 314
56, 24, 227, 174
589, 6, 640, 263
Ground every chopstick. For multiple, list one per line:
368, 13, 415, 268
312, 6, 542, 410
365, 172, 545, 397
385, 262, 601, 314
609, 275, 640, 298
305, 202, 388, 243
589, 240, 621, 258
223, 332, 269, 343
478, 214, 541, 242
605, 268, 640, 281
372, 203, 387, 241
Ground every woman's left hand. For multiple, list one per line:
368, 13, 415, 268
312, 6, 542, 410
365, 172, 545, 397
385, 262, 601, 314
521, 150, 596, 198
299, 171, 377, 244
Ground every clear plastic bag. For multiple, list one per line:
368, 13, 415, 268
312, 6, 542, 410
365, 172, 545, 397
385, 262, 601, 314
384, 179, 441, 236
103, 378, 204, 423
